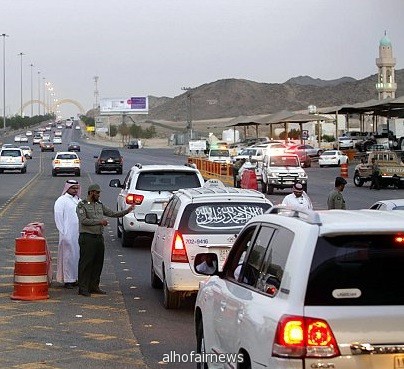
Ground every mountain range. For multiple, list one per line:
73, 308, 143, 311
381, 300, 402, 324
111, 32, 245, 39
147, 69, 404, 121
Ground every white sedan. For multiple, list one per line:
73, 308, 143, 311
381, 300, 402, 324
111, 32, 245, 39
53, 137, 62, 144
318, 150, 349, 167
369, 199, 404, 210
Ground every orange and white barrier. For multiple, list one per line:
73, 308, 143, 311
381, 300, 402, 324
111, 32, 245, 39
11, 223, 51, 301
188, 157, 234, 186
340, 163, 348, 178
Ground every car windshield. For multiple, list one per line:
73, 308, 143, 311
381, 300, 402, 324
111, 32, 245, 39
136, 171, 201, 191
179, 202, 272, 234
240, 149, 257, 156
305, 234, 404, 306
270, 156, 299, 167
210, 150, 229, 157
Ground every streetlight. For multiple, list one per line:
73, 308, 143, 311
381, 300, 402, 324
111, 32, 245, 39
1, 33, 9, 130
181, 86, 194, 140
37, 71, 41, 115
42, 77, 46, 114
30, 63, 34, 117
18, 52, 25, 116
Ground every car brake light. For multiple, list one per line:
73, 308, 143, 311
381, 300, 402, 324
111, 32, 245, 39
394, 234, 404, 244
74, 159, 80, 164
126, 194, 144, 205
272, 315, 340, 358
171, 231, 188, 263
54, 159, 60, 164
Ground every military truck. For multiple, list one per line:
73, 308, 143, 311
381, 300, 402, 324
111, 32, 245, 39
353, 150, 404, 188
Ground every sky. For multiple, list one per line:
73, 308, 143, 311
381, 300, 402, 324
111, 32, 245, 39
1, 0, 403, 119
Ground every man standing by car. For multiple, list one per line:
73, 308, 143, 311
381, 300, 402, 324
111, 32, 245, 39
370, 158, 381, 190
76, 184, 135, 296
54, 179, 81, 289
327, 176, 347, 209
282, 183, 313, 210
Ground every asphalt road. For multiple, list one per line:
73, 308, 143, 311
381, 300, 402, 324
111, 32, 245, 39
1, 129, 404, 368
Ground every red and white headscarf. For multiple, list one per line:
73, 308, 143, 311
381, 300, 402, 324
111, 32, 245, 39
62, 179, 81, 197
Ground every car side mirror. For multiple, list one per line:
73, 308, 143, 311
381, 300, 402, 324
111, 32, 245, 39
194, 253, 219, 276
145, 213, 158, 225
109, 179, 123, 188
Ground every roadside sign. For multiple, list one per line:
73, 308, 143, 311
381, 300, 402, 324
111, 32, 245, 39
302, 130, 309, 140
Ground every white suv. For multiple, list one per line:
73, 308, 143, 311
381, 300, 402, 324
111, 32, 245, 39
194, 207, 404, 368
109, 163, 205, 247
146, 180, 273, 309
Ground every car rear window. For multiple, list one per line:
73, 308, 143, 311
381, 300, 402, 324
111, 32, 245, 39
179, 202, 271, 234
100, 150, 121, 159
136, 171, 201, 191
305, 234, 404, 306
57, 154, 77, 160
1, 150, 21, 157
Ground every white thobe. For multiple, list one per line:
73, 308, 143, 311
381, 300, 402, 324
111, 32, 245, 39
54, 193, 80, 283
282, 192, 313, 210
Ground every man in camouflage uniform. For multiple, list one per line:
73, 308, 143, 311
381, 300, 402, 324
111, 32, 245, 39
76, 183, 134, 296
327, 176, 347, 210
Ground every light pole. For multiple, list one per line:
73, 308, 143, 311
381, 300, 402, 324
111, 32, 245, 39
42, 77, 46, 114
181, 86, 194, 140
1, 33, 9, 130
18, 52, 25, 116
30, 63, 34, 117
37, 71, 41, 115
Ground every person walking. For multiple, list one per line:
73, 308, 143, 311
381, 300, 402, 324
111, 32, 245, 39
369, 158, 381, 190
282, 183, 313, 210
54, 179, 81, 289
327, 176, 347, 209
76, 183, 135, 296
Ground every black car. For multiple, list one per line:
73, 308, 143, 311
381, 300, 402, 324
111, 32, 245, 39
68, 142, 81, 152
94, 148, 123, 174
126, 140, 140, 149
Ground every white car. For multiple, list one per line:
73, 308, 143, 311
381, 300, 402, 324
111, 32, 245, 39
25, 130, 33, 136
0, 147, 27, 173
369, 198, 404, 210
19, 145, 32, 159
53, 137, 62, 144
75, 125, 81, 130
19, 135, 28, 143
14, 135, 21, 143
52, 151, 81, 177
54, 130, 63, 137
318, 149, 349, 167
194, 207, 404, 369
32, 135, 42, 145
42, 133, 51, 141
109, 164, 205, 247
334, 136, 355, 149
146, 180, 273, 309
232, 147, 265, 163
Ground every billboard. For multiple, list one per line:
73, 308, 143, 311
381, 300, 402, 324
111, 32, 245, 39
100, 96, 149, 115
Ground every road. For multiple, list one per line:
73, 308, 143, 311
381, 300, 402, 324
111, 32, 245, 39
1, 129, 403, 368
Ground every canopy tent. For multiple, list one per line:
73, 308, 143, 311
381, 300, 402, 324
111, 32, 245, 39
225, 114, 269, 141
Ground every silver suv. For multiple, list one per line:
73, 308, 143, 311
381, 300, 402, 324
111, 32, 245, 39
109, 163, 204, 247
194, 207, 404, 368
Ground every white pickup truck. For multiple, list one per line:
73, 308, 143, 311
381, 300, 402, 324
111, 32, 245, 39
261, 153, 308, 194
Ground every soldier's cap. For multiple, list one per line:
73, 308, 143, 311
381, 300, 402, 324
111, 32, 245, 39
88, 183, 101, 192
335, 176, 347, 186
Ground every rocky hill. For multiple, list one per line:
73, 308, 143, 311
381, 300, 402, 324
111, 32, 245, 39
148, 69, 404, 121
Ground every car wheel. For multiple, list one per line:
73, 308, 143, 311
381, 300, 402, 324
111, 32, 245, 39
353, 173, 364, 187
21, 167, 27, 174
266, 184, 274, 195
117, 218, 122, 238
196, 320, 208, 369
261, 180, 267, 193
163, 276, 181, 309
151, 258, 163, 289
121, 228, 133, 248
117, 168, 123, 174
75, 171, 80, 177
319, 165, 324, 168
96, 168, 101, 174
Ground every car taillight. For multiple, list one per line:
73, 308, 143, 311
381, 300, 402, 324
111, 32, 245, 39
54, 159, 60, 164
125, 194, 144, 205
74, 159, 80, 164
171, 231, 188, 263
272, 315, 340, 359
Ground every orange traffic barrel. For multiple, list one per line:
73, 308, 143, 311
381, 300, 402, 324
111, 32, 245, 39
22, 222, 45, 238
340, 163, 348, 178
11, 234, 49, 300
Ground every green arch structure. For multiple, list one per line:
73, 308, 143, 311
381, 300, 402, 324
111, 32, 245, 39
21, 98, 86, 115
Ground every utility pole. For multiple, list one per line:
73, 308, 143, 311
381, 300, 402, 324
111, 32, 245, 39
93, 76, 99, 109
37, 71, 41, 115
18, 52, 25, 116
1, 33, 9, 130
181, 87, 193, 140
30, 63, 34, 117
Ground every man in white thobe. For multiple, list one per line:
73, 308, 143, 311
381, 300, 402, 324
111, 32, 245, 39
54, 179, 81, 288
282, 183, 313, 210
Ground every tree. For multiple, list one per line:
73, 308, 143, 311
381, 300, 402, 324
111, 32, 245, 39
109, 125, 118, 137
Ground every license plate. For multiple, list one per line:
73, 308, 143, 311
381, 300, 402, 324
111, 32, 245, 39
219, 249, 230, 264
395, 355, 404, 369
107, 159, 114, 163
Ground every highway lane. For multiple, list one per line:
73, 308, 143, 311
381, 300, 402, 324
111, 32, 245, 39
2, 131, 404, 368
